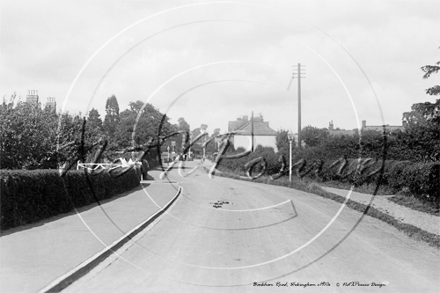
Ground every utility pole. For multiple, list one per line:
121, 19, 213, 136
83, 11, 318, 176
251, 111, 254, 152
288, 64, 306, 149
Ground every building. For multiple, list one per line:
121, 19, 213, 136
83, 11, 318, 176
328, 120, 356, 136
228, 114, 278, 151
328, 120, 404, 136
45, 97, 56, 113
26, 90, 39, 106
361, 120, 404, 132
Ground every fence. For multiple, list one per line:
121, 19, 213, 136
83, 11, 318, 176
77, 158, 141, 171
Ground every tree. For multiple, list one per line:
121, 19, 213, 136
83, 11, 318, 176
393, 54, 440, 162
204, 128, 222, 154
402, 100, 440, 126
87, 108, 103, 131
128, 100, 147, 114
177, 117, 190, 132
191, 127, 201, 139
300, 126, 329, 148
0, 100, 58, 169
275, 129, 295, 157
421, 55, 440, 96
401, 99, 440, 162
113, 101, 174, 155
356, 129, 386, 159
0, 98, 94, 169
103, 95, 120, 135
416, 50, 440, 124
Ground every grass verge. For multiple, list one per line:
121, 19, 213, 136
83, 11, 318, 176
206, 167, 440, 249
388, 194, 439, 216
318, 180, 393, 195
319, 180, 440, 216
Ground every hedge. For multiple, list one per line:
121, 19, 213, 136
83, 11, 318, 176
217, 155, 439, 205
322, 159, 439, 204
0, 167, 141, 231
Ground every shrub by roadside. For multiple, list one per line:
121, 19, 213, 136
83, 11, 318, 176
218, 153, 439, 206
0, 167, 140, 231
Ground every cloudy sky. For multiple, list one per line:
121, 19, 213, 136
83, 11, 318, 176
1, 0, 438, 135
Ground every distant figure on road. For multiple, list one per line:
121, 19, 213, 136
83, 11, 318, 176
116, 137, 156, 180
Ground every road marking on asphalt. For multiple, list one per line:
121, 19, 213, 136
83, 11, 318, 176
181, 192, 293, 212
134, 184, 355, 270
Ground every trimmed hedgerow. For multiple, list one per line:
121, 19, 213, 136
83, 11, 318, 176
337, 159, 439, 205
217, 154, 439, 205
0, 167, 140, 231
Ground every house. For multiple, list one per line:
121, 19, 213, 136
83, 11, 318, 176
228, 114, 277, 151
328, 120, 356, 136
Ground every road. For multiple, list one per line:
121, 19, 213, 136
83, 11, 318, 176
64, 160, 440, 293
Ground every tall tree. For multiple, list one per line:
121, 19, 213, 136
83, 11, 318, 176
103, 95, 120, 136
87, 108, 103, 131
114, 101, 174, 150
396, 53, 440, 162
177, 117, 190, 132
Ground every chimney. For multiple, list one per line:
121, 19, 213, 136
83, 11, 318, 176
362, 120, 366, 129
243, 115, 248, 121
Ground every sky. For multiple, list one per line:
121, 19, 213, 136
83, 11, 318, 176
1, 0, 439, 135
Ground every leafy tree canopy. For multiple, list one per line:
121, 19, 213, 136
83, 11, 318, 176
300, 126, 329, 148
177, 117, 190, 132
421, 56, 440, 96
87, 108, 103, 130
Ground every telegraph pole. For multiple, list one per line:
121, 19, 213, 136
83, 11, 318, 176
251, 111, 254, 152
292, 63, 305, 149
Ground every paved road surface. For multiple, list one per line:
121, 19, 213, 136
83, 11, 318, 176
64, 160, 440, 293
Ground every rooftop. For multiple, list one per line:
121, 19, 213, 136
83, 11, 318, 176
228, 114, 277, 136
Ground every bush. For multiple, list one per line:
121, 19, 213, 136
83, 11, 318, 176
401, 162, 439, 204
0, 167, 140, 231
218, 145, 279, 176
217, 151, 439, 205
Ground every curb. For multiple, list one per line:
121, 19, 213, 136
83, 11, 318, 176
38, 186, 183, 293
